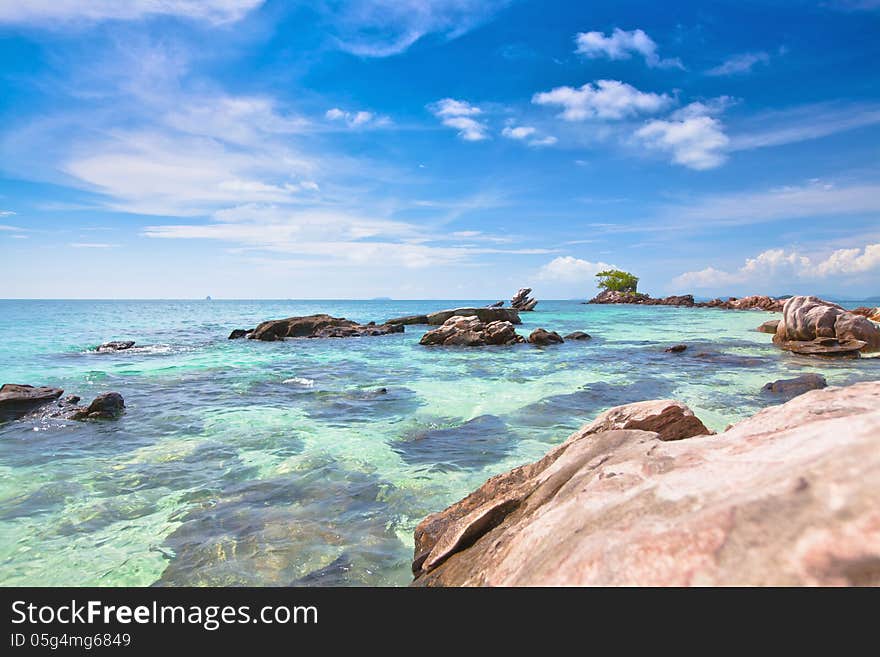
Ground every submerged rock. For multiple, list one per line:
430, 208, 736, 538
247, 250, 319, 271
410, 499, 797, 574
0, 383, 64, 421
419, 316, 524, 347
228, 329, 253, 339
527, 328, 563, 345
665, 344, 688, 353
247, 314, 403, 341
564, 331, 592, 340
412, 382, 880, 586
510, 288, 538, 311
773, 296, 880, 354
762, 373, 827, 399
393, 415, 516, 470
96, 341, 135, 352
757, 320, 780, 334
69, 392, 125, 420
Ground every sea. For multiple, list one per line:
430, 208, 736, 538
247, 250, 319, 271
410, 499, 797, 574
1, 298, 878, 586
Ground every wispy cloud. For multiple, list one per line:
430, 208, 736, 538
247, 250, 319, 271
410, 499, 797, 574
501, 124, 557, 147
325, 107, 391, 128
428, 98, 488, 141
574, 28, 683, 69
537, 256, 616, 282
0, 0, 264, 25
533, 80, 672, 121
318, 0, 511, 57
706, 51, 770, 76
0, 210, 17, 217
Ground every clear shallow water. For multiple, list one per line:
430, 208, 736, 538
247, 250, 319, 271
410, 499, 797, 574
1, 298, 878, 586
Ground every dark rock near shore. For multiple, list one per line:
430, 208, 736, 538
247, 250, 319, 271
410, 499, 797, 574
420, 315, 524, 346
247, 314, 403, 341
564, 331, 591, 340
757, 320, 780, 334
665, 344, 688, 353
96, 341, 135, 352
762, 374, 827, 399
0, 384, 64, 421
511, 288, 538, 311
69, 392, 125, 420
228, 329, 253, 340
528, 328, 564, 345
425, 307, 521, 325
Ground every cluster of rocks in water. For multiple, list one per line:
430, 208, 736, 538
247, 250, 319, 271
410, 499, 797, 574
771, 296, 880, 357
588, 290, 787, 311
411, 381, 880, 586
0, 383, 124, 423
229, 314, 404, 341
419, 315, 587, 347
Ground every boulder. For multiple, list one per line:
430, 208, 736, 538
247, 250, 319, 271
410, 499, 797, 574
527, 328, 563, 345
665, 344, 687, 353
564, 331, 592, 340
762, 374, 827, 399
425, 308, 521, 325
773, 296, 880, 354
412, 382, 880, 586
385, 314, 429, 326
0, 384, 64, 421
70, 392, 125, 420
96, 341, 135, 352
228, 329, 253, 339
511, 288, 538, 311
247, 314, 403, 341
419, 316, 524, 347
757, 320, 780, 334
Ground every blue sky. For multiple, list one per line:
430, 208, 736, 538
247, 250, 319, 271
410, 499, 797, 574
1, 0, 879, 299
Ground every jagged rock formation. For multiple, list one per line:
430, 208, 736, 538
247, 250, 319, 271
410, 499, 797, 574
510, 288, 538, 311
419, 316, 524, 346
773, 296, 880, 355
412, 382, 880, 586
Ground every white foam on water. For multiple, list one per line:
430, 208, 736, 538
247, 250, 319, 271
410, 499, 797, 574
282, 377, 315, 387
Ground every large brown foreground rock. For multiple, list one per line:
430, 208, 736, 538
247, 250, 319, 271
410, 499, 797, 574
412, 382, 880, 586
0, 384, 64, 421
773, 296, 880, 354
247, 314, 403, 341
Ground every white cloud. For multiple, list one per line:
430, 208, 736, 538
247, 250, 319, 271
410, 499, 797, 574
537, 256, 616, 282
321, 0, 511, 57
634, 102, 730, 170
0, 0, 263, 25
675, 244, 880, 289
501, 125, 536, 139
574, 28, 683, 69
529, 135, 557, 147
706, 51, 770, 76
325, 107, 390, 128
429, 98, 488, 141
0, 210, 17, 217
532, 80, 672, 121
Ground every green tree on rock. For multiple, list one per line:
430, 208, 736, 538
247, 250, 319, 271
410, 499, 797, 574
595, 270, 639, 293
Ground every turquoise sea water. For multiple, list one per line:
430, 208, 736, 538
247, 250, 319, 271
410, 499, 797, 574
1, 298, 878, 586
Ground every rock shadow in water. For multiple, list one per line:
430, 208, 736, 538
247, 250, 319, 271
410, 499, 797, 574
302, 386, 424, 425
392, 414, 516, 471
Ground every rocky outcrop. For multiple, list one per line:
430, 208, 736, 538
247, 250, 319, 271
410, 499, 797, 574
588, 290, 695, 306
0, 384, 64, 421
247, 314, 404, 341
757, 320, 780, 334
412, 382, 880, 586
762, 374, 827, 399
698, 295, 785, 312
419, 316, 524, 347
527, 328, 563, 345
773, 296, 880, 355
511, 288, 538, 311
96, 341, 135, 352
564, 331, 591, 340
